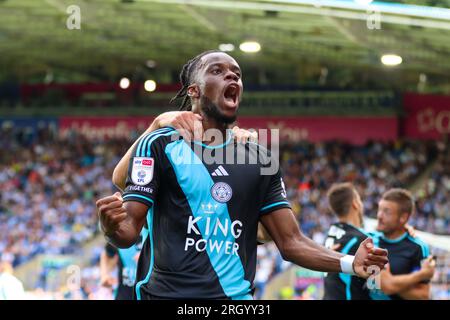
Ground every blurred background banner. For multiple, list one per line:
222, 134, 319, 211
59, 116, 155, 139
0, 117, 58, 137
237, 115, 398, 144
56, 114, 399, 142
403, 93, 450, 139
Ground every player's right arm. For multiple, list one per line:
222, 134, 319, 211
379, 257, 435, 296
100, 126, 173, 248
97, 192, 148, 248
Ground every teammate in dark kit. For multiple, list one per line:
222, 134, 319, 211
323, 184, 435, 300
369, 188, 435, 300
323, 183, 372, 300
100, 228, 147, 300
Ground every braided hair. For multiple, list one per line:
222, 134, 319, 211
170, 50, 221, 111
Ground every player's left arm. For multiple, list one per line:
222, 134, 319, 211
378, 262, 433, 296
397, 247, 434, 299
260, 208, 388, 277
398, 283, 431, 300
258, 160, 387, 277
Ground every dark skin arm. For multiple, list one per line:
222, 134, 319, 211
260, 208, 389, 277
96, 192, 148, 248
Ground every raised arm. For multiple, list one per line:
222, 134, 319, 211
260, 208, 389, 277
112, 111, 203, 190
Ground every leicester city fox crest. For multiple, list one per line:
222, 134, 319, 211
211, 182, 233, 203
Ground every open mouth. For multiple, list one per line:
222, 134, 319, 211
223, 83, 240, 106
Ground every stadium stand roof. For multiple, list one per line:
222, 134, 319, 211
1, 0, 449, 91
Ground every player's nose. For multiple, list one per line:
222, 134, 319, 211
224, 70, 239, 82
377, 210, 383, 220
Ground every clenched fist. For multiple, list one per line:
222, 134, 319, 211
96, 192, 127, 236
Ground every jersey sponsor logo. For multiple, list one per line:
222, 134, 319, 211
142, 159, 153, 166
210, 182, 233, 203
131, 157, 154, 186
184, 215, 243, 257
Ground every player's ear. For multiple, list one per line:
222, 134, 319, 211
187, 84, 200, 99
400, 212, 409, 225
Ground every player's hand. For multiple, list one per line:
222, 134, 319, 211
405, 224, 417, 238
331, 243, 342, 251
418, 256, 436, 281
100, 275, 116, 288
96, 192, 127, 236
353, 237, 389, 278
232, 126, 258, 143
384, 263, 393, 276
156, 111, 203, 142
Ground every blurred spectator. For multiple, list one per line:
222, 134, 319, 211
279, 139, 447, 238
0, 256, 25, 299
0, 126, 126, 267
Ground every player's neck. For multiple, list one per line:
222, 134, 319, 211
339, 211, 362, 228
383, 228, 406, 240
201, 116, 229, 146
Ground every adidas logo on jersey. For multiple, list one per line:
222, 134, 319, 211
211, 165, 229, 176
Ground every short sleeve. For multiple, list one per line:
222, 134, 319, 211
260, 167, 291, 215
410, 237, 431, 283
122, 128, 174, 208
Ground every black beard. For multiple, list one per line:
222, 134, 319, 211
201, 96, 237, 125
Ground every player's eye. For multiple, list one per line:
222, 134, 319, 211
212, 68, 221, 75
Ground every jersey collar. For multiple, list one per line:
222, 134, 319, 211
193, 130, 233, 149
381, 232, 408, 243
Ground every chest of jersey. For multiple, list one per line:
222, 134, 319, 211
382, 242, 418, 275
153, 141, 267, 261
161, 141, 267, 222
